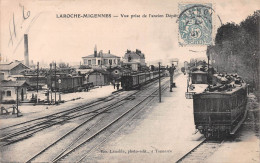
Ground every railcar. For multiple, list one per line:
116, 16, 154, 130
193, 83, 248, 138
49, 75, 84, 93
121, 70, 164, 90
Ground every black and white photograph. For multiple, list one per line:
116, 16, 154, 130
0, 0, 259, 162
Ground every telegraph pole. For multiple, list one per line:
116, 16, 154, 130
36, 62, 39, 103
58, 79, 61, 103
54, 62, 57, 104
170, 63, 173, 92
50, 63, 52, 104
159, 62, 161, 103
16, 87, 19, 117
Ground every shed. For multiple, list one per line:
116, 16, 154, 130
0, 80, 30, 103
87, 70, 110, 86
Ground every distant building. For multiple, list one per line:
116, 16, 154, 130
122, 49, 146, 71
87, 69, 110, 86
82, 46, 121, 68
15, 75, 47, 90
0, 80, 30, 103
0, 61, 30, 80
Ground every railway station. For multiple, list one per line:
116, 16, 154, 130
0, 0, 259, 162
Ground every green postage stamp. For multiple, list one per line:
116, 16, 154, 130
178, 3, 213, 46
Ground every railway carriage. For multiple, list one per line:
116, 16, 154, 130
121, 70, 164, 90
138, 73, 146, 84
145, 72, 151, 82
193, 83, 248, 138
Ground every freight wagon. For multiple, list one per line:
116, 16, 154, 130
48, 75, 84, 93
193, 83, 248, 138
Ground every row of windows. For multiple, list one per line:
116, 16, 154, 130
84, 59, 120, 65
1, 91, 12, 96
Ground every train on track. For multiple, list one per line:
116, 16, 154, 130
121, 70, 165, 90
193, 73, 248, 138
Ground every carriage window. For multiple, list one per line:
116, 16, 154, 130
7, 91, 11, 96
197, 75, 202, 82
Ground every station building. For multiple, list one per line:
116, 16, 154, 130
82, 46, 121, 69
0, 80, 30, 103
122, 49, 146, 71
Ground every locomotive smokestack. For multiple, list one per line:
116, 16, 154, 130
24, 34, 29, 67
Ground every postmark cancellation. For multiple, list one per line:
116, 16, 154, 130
178, 3, 213, 46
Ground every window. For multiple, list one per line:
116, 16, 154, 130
92, 59, 96, 65
7, 91, 11, 96
88, 60, 91, 65
197, 75, 202, 82
98, 60, 101, 65
104, 59, 108, 65
84, 59, 87, 64
109, 59, 112, 65
128, 56, 132, 62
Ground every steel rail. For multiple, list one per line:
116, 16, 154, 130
176, 139, 224, 163
76, 81, 170, 163
25, 78, 169, 162
52, 80, 170, 162
1, 74, 163, 132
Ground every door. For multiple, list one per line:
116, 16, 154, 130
21, 88, 24, 101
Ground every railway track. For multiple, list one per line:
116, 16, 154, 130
176, 139, 224, 163
25, 78, 170, 162
0, 77, 166, 147
0, 95, 123, 146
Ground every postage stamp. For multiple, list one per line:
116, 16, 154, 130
178, 3, 213, 46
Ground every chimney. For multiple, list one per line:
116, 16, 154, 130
108, 50, 110, 54
94, 45, 97, 57
24, 34, 29, 67
136, 49, 141, 54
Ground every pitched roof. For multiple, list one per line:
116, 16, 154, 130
82, 53, 120, 58
123, 51, 145, 59
0, 62, 30, 71
88, 69, 110, 75
1, 80, 30, 87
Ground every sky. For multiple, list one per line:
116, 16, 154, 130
0, 0, 259, 66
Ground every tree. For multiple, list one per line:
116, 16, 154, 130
208, 10, 260, 96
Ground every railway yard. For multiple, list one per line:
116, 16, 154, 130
0, 74, 259, 162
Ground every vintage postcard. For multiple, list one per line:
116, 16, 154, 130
0, 0, 259, 162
